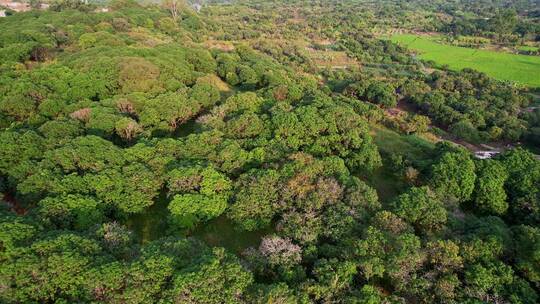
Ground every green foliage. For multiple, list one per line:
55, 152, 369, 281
355, 224, 424, 290
392, 186, 447, 231
37, 195, 103, 230
78, 31, 125, 49
473, 160, 509, 215
431, 150, 476, 203
118, 57, 162, 94
310, 258, 357, 301
0, 232, 102, 302
0, 3, 538, 304
450, 119, 482, 143
169, 248, 253, 303
405, 69, 529, 142
499, 148, 540, 223
246, 283, 300, 304
345, 80, 397, 108
168, 165, 232, 228
512, 225, 540, 285
365, 82, 397, 108
353, 285, 384, 304
228, 169, 280, 231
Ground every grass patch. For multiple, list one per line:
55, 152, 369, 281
191, 216, 273, 254
306, 49, 359, 68
391, 34, 540, 87
370, 124, 436, 163
360, 166, 403, 204
361, 125, 437, 203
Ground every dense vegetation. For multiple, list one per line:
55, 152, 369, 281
0, 0, 539, 303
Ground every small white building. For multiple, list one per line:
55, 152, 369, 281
474, 151, 500, 159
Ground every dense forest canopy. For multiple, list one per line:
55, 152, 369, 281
0, 0, 539, 303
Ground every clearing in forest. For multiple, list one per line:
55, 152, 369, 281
391, 34, 540, 87
305, 48, 359, 69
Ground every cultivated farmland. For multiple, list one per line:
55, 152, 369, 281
392, 34, 540, 87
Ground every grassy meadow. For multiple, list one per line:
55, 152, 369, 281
391, 34, 540, 87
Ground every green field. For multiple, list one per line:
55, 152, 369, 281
391, 34, 540, 87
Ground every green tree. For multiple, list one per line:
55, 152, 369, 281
310, 258, 357, 301
168, 165, 231, 228
118, 57, 162, 94
473, 160, 508, 215
491, 9, 518, 41
512, 225, 540, 286
352, 285, 383, 304
228, 169, 280, 231
365, 82, 397, 108
431, 151, 476, 203
168, 248, 253, 303
499, 148, 540, 223
0, 233, 102, 302
37, 195, 104, 230
392, 186, 447, 232
450, 119, 482, 143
